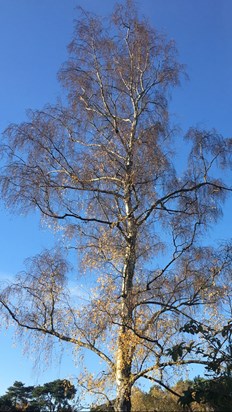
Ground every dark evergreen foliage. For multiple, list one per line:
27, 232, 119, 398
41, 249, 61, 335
0, 379, 78, 412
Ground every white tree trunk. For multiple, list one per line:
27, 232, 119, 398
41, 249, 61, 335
115, 331, 132, 412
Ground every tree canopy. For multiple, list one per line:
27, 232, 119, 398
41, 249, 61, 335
0, 379, 77, 412
0, 1, 232, 411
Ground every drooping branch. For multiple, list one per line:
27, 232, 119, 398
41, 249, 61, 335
0, 297, 114, 368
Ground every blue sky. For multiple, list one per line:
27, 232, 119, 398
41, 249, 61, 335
0, 0, 232, 397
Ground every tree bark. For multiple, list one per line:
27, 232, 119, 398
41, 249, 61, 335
115, 331, 132, 412
115, 197, 136, 411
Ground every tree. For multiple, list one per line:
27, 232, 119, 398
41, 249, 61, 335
179, 375, 232, 412
131, 385, 181, 412
179, 337, 232, 411
0, 380, 77, 412
32, 379, 76, 412
0, 381, 35, 411
0, 1, 232, 411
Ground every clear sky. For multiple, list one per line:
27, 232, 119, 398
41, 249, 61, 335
0, 0, 232, 397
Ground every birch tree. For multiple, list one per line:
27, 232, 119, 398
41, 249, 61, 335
0, 1, 232, 411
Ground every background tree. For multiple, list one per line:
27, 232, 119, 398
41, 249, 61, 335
179, 334, 232, 411
32, 379, 76, 412
179, 375, 232, 412
0, 380, 77, 412
0, 381, 35, 411
131, 385, 181, 412
0, 1, 232, 411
